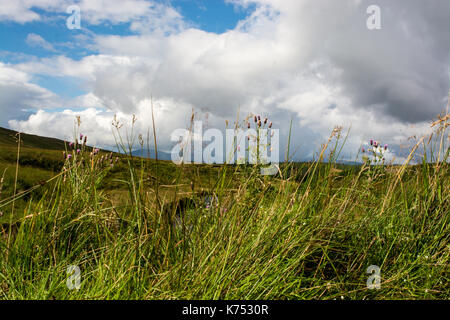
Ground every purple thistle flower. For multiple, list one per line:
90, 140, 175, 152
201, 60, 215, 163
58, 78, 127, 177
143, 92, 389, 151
80, 133, 83, 140
77, 149, 81, 154
69, 142, 73, 147
370, 139, 373, 146
67, 154, 72, 159
384, 144, 388, 150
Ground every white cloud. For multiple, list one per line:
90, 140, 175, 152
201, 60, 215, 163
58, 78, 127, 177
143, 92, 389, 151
8, 97, 197, 151
25, 33, 56, 51
0, 62, 60, 126
3, 0, 448, 161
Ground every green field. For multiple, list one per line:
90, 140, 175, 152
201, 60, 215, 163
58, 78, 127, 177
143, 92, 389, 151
0, 120, 448, 299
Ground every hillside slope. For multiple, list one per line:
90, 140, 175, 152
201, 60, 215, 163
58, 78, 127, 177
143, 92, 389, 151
0, 127, 67, 150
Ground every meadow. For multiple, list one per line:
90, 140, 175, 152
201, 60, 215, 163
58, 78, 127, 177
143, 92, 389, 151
0, 114, 448, 300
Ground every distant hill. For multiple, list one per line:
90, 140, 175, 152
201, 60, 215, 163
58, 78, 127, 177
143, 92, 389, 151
131, 148, 173, 161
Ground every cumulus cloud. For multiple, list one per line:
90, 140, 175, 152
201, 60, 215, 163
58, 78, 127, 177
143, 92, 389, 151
0, 62, 60, 126
8, 97, 197, 151
3, 0, 449, 161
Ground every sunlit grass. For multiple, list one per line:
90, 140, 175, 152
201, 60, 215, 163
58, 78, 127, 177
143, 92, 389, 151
0, 112, 448, 300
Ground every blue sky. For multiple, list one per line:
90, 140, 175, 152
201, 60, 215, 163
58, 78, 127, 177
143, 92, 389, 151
0, 0, 448, 162
0, 0, 254, 99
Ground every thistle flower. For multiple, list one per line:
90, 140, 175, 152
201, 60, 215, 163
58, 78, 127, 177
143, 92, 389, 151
77, 149, 81, 154
257, 115, 261, 121
69, 142, 73, 147
80, 133, 83, 140
370, 139, 373, 146
264, 118, 268, 125
254, 115, 257, 123
67, 154, 72, 160
362, 147, 365, 153
93, 148, 99, 155
384, 144, 388, 150
269, 122, 273, 129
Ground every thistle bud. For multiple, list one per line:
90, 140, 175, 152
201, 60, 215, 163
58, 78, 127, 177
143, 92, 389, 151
264, 118, 268, 125
269, 122, 273, 129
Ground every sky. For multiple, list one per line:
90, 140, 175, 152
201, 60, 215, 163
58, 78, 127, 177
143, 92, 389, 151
0, 0, 449, 162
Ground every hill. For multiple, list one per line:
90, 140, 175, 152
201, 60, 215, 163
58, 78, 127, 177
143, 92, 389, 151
0, 127, 67, 150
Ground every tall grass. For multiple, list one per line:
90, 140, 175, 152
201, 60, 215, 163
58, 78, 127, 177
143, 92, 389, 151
0, 112, 448, 300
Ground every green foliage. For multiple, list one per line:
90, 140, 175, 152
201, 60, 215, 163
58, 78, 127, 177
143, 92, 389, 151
0, 124, 448, 300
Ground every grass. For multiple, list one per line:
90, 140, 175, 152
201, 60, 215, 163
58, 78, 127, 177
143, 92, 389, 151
0, 113, 448, 300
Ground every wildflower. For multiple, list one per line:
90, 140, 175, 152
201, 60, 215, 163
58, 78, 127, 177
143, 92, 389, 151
384, 144, 388, 150
254, 115, 257, 123
93, 148, 99, 155
84, 136, 87, 144
362, 147, 365, 153
247, 122, 250, 129
67, 154, 72, 160
269, 122, 273, 129
264, 118, 268, 125
257, 115, 261, 121
77, 149, 81, 154
69, 142, 73, 147
80, 133, 83, 140
370, 139, 373, 146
